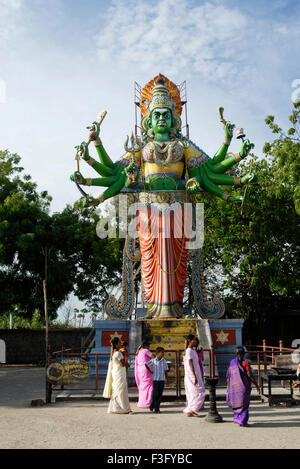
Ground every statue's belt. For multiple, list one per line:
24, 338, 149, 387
124, 190, 188, 206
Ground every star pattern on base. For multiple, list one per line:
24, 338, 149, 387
109, 331, 124, 342
215, 330, 229, 345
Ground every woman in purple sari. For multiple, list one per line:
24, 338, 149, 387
226, 346, 260, 427
135, 341, 154, 408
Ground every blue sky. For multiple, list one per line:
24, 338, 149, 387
0, 0, 299, 320
0, 0, 299, 213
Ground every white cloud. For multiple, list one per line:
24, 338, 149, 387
0, 0, 22, 7
0, 0, 22, 43
95, 0, 249, 84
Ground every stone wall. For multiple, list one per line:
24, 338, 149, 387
0, 328, 92, 364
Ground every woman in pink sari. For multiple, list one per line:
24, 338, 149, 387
135, 341, 154, 408
183, 335, 206, 417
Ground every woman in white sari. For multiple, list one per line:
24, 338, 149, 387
183, 334, 206, 417
103, 337, 134, 414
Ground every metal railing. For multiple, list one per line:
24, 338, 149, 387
47, 346, 216, 399
47, 340, 299, 402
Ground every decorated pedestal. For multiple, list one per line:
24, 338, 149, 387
89, 320, 131, 376
209, 319, 244, 375
89, 317, 245, 382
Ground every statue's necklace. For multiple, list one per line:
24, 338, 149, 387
149, 140, 178, 167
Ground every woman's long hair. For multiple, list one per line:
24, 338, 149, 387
111, 337, 121, 351
185, 334, 195, 349
235, 346, 245, 360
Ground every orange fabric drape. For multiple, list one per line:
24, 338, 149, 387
137, 204, 190, 318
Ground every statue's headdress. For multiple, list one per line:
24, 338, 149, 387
140, 74, 182, 135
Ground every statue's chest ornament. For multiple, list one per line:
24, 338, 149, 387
143, 141, 184, 167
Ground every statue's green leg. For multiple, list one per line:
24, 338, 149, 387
95, 144, 115, 169
207, 154, 238, 174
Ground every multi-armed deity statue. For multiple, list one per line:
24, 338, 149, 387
70, 74, 256, 321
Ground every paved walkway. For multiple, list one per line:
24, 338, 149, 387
1, 366, 300, 449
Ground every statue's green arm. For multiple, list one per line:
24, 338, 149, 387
185, 134, 256, 204
210, 121, 234, 164
87, 121, 115, 169
94, 142, 115, 169
208, 138, 255, 174
70, 152, 139, 205
205, 166, 257, 186
201, 166, 242, 203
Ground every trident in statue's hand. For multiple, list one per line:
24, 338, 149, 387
124, 132, 143, 156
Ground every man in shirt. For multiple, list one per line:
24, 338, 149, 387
146, 347, 169, 413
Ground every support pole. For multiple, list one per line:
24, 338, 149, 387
43, 246, 52, 404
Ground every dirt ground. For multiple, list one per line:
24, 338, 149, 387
1, 366, 300, 450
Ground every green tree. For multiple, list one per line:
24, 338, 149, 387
0, 149, 124, 322
263, 101, 300, 215
198, 104, 300, 334
63, 200, 124, 312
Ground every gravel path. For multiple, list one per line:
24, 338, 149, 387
1, 366, 300, 450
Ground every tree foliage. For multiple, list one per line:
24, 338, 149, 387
263, 101, 300, 215
0, 150, 123, 322
199, 104, 300, 330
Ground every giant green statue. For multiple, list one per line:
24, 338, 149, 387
70, 74, 257, 320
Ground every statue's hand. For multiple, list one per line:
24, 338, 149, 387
186, 177, 201, 194
228, 195, 243, 204
240, 138, 255, 159
81, 196, 101, 208
86, 121, 100, 143
125, 161, 136, 174
224, 121, 235, 139
75, 141, 90, 161
70, 171, 86, 185
125, 162, 139, 186
241, 172, 258, 185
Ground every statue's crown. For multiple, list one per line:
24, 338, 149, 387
149, 77, 176, 113
140, 74, 181, 117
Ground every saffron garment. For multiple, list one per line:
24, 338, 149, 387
137, 203, 191, 319
183, 348, 205, 414
103, 351, 132, 414
226, 357, 252, 426
135, 348, 153, 408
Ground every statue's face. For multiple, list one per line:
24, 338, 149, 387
150, 108, 172, 135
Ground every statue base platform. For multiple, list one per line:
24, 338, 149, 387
89, 317, 244, 380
